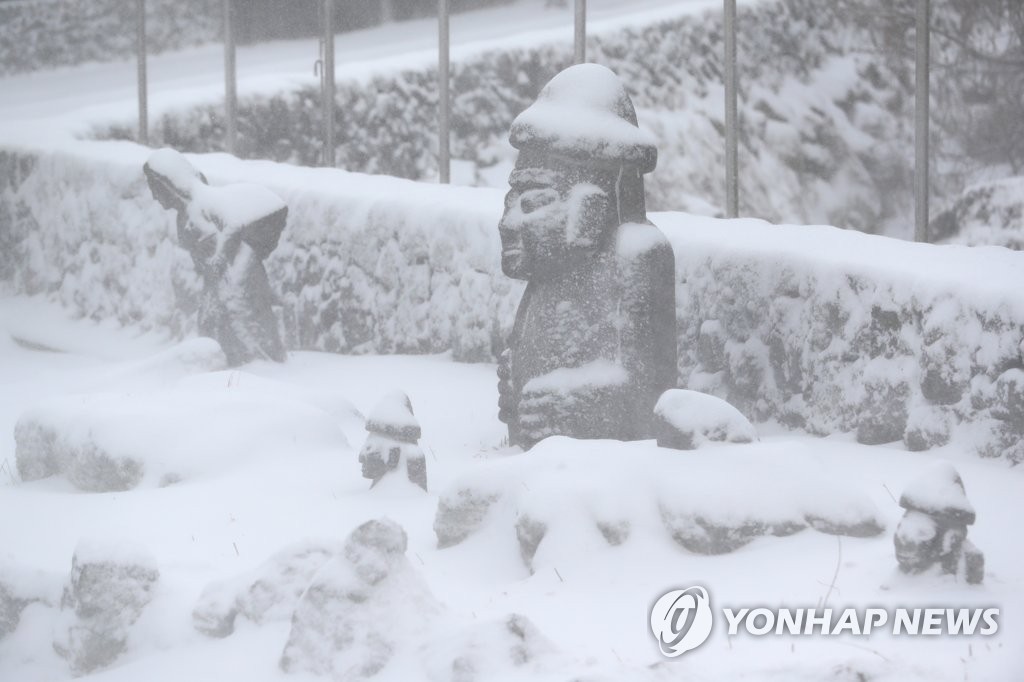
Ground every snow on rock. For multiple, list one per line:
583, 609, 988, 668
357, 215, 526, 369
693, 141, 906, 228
193, 539, 341, 638
898, 461, 976, 524
433, 486, 504, 550
14, 368, 352, 491
279, 519, 571, 680
0, 559, 60, 641
419, 613, 563, 682
52, 539, 159, 676
653, 388, 757, 450
279, 519, 438, 679
435, 438, 885, 566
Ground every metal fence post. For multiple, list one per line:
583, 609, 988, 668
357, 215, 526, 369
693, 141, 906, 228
574, 0, 586, 64
224, 0, 237, 155
323, 0, 336, 167
438, 0, 450, 184
724, 0, 738, 218
136, 0, 148, 145
914, 0, 930, 242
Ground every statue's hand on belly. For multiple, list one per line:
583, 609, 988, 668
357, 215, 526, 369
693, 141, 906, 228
517, 360, 630, 446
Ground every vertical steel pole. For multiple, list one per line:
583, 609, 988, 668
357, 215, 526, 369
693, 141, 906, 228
914, 0, 930, 242
724, 0, 738, 218
136, 0, 148, 145
574, 0, 586, 64
323, 0, 336, 167
438, 0, 450, 184
224, 0, 237, 155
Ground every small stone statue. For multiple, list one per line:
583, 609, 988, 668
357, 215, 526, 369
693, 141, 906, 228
143, 148, 287, 366
496, 63, 678, 448
894, 462, 984, 584
359, 391, 427, 491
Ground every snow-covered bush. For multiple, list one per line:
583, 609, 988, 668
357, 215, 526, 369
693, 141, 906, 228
0, 0, 221, 76
91, 0, 921, 236
937, 176, 1024, 250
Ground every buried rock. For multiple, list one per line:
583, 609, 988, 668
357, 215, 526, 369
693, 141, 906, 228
661, 508, 807, 555
193, 539, 340, 638
280, 519, 440, 679
434, 486, 503, 549
654, 389, 757, 450
52, 540, 159, 676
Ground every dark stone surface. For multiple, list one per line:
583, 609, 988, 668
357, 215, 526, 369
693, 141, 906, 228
433, 488, 501, 549
144, 148, 286, 366
496, 64, 677, 448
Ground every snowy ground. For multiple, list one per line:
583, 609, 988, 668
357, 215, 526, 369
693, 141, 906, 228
1, 295, 1021, 681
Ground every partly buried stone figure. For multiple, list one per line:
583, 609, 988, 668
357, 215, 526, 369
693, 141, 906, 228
144, 148, 287, 366
894, 462, 984, 584
497, 64, 678, 448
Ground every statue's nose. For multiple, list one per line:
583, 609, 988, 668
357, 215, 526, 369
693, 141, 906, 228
520, 188, 558, 213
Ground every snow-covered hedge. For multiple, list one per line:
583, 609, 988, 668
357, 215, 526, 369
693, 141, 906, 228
0, 143, 517, 359
0, 0, 221, 76
2, 144, 1022, 460
92, 0, 917, 235
936, 176, 1024, 251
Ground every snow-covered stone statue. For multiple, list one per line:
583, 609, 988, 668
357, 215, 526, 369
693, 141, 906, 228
143, 148, 287, 366
496, 64, 678, 448
358, 391, 427, 491
894, 462, 984, 584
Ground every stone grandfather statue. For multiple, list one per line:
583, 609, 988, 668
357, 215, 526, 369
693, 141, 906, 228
144, 149, 287, 366
497, 64, 678, 448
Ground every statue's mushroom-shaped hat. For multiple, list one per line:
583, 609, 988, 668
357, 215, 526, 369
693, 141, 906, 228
510, 63, 657, 174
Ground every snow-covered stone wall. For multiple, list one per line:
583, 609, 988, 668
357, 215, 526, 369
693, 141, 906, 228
1, 144, 1022, 461
91, 0, 920, 236
0, 0, 221, 77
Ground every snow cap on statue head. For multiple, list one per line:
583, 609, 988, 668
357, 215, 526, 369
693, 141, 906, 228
509, 63, 657, 175
144, 148, 207, 204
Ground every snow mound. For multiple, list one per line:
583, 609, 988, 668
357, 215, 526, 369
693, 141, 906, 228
14, 369, 352, 491
653, 388, 758, 450
0, 559, 60, 641
435, 438, 885, 566
193, 539, 341, 638
52, 539, 160, 676
280, 519, 574, 680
